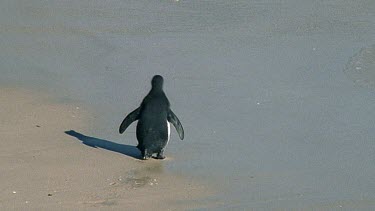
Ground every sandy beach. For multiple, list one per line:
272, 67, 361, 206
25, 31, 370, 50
0, 88, 211, 210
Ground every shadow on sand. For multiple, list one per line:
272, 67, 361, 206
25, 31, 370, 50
65, 130, 141, 159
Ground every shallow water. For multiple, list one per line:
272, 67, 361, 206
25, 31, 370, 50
1, 0, 375, 210
344, 44, 375, 88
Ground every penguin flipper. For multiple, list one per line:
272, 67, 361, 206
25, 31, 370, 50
119, 107, 140, 134
167, 109, 184, 140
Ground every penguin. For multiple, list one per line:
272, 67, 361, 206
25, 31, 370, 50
119, 75, 184, 160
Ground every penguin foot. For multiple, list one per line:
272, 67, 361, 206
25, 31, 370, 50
142, 154, 152, 160
155, 150, 166, 159
155, 154, 166, 159
141, 149, 151, 160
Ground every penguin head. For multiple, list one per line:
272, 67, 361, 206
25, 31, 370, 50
151, 75, 164, 90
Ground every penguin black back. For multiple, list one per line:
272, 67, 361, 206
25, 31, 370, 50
119, 75, 184, 160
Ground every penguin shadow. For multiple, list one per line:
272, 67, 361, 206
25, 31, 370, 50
65, 130, 141, 159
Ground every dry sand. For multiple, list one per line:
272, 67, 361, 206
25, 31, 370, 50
0, 88, 211, 210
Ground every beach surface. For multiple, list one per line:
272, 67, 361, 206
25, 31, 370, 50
1, 0, 375, 210
0, 88, 210, 210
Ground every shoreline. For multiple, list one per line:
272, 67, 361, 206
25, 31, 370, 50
0, 88, 212, 210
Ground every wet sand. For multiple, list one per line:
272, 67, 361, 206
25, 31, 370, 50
0, 88, 211, 210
